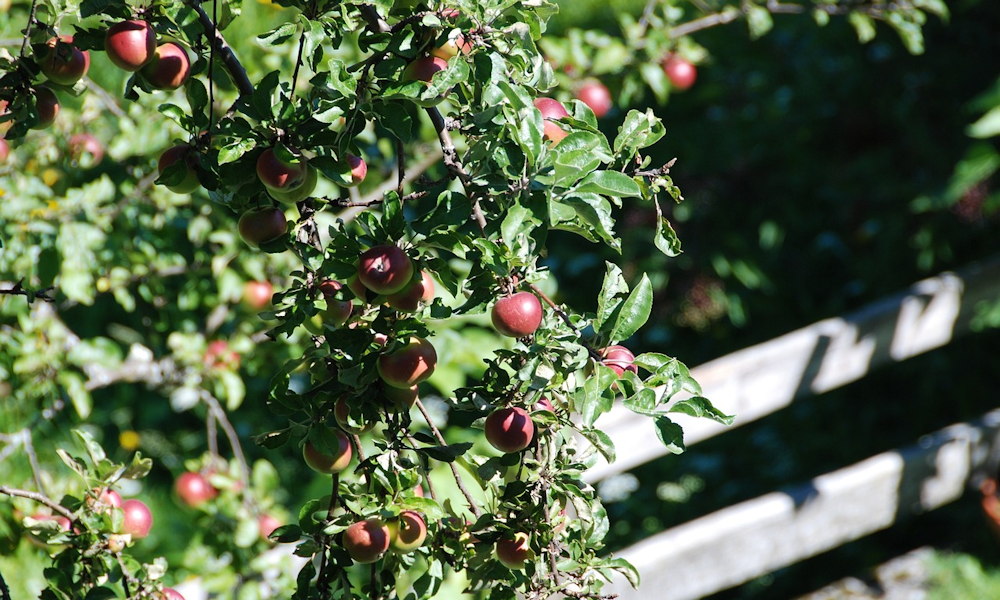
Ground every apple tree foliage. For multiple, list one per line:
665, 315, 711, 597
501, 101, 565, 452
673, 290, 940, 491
0, 1, 946, 599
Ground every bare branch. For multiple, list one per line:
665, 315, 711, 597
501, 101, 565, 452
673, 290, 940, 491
0, 486, 76, 521
187, 0, 254, 97
414, 399, 482, 518
0, 280, 55, 303
200, 391, 252, 505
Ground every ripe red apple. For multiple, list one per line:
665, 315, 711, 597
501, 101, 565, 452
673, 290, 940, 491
87, 487, 123, 511
357, 245, 414, 295
576, 80, 612, 118
268, 165, 317, 203
105, 20, 157, 71
157, 144, 200, 194
243, 280, 273, 310
431, 33, 472, 60
533, 97, 569, 144
663, 55, 697, 91
495, 532, 531, 569
387, 271, 435, 312
30, 513, 72, 532
343, 518, 391, 564
318, 279, 353, 326
259, 513, 281, 541
238, 207, 287, 246
161, 589, 185, 600
142, 42, 191, 90
174, 472, 218, 507
203, 340, 240, 370
302, 431, 352, 474
345, 154, 367, 186
484, 407, 535, 453
334, 398, 375, 434
256, 147, 309, 191
491, 291, 543, 337
68, 133, 104, 166
0, 99, 11, 134
121, 499, 153, 538
0, 139, 9, 163
38, 36, 90, 86
601, 344, 637, 376
377, 336, 437, 389
388, 510, 427, 553
384, 384, 418, 409
403, 55, 448, 82
33, 87, 60, 129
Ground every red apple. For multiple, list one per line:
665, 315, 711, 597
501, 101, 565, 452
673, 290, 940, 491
535, 397, 554, 412
259, 513, 281, 541
121, 499, 153, 538
663, 55, 697, 91
343, 518, 391, 564
238, 207, 287, 246
387, 271, 435, 311
533, 97, 569, 143
68, 133, 104, 166
491, 291, 543, 337
161, 589, 185, 600
319, 279, 353, 326
334, 398, 375, 434
0, 139, 9, 163
431, 33, 472, 60
157, 144, 200, 194
243, 280, 273, 310
268, 165, 317, 203
347, 275, 374, 304
204, 340, 240, 370
33, 87, 59, 129
302, 432, 352, 474
87, 487, 123, 511
38, 36, 90, 86
357, 245, 414, 295
601, 344, 637, 376
403, 55, 448, 82
345, 154, 367, 186
388, 510, 427, 553
142, 42, 191, 90
576, 80, 612, 118
377, 337, 437, 389
384, 384, 418, 409
105, 20, 157, 71
256, 147, 309, 191
174, 472, 218, 507
495, 532, 531, 569
0, 99, 11, 134
484, 407, 535, 453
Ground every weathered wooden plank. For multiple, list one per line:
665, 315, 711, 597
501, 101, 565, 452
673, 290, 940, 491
602, 409, 1000, 600
585, 257, 1000, 482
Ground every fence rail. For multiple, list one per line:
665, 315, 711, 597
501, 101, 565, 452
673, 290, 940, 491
586, 256, 1000, 482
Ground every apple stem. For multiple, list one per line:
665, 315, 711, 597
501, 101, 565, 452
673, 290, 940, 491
414, 399, 482, 518
0, 486, 75, 522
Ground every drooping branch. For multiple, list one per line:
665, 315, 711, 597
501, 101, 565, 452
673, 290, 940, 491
187, 0, 254, 98
669, 0, 904, 38
414, 399, 482, 518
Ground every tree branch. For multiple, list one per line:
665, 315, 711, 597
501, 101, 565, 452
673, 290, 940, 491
414, 399, 482, 518
187, 0, 254, 97
0, 280, 54, 303
200, 391, 252, 506
425, 107, 488, 235
0, 486, 76, 521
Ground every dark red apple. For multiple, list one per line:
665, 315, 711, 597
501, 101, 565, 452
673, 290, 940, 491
600, 344, 637, 376
174, 472, 218, 507
576, 80, 612, 118
343, 518, 391, 564
491, 291, 543, 337
256, 147, 309, 191
142, 42, 190, 90
68, 133, 104, 166
403, 55, 448, 82
345, 154, 367, 186
387, 271, 435, 311
388, 510, 427, 553
495, 532, 531, 569
38, 36, 90, 86
105, 20, 157, 71
238, 207, 287, 246
243, 280, 273, 310
269, 165, 317, 203
121, 499, 153, 538
318, 279, 352, 326
377, 337, 437, 389
33, 87, 59, 129
357, 245, 414, 295
533, 97, 569, 143
484, 407, 535, 453
302, 431, 352, 474
663, 55, 697, 91
157, 144, 200, 194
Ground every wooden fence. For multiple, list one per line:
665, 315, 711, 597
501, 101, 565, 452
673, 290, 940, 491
594, 256, 1000, 599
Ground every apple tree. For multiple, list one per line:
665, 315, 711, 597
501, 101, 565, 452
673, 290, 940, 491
0, 1, 944, 599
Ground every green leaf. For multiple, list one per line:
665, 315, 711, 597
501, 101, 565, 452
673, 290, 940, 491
605, 274, 652, 342
58, 372, 91, 419
848, 12, 877, 44
654, 417, 685, 454
746, 5, 774, 39
574, 170, 641, 200
579, 427, 615, 463
670, 396, 734, 425
252, 71, 281, 120
594, 262, 627, 332
968, 106, 1000, 139
418, 442, 473, 463
604, 557, 641, 588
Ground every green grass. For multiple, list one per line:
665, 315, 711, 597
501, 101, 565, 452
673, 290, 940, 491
927, 550, 1000, 600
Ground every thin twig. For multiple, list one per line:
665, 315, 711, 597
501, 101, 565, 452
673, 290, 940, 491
200, 392, 251, 504
19, 0, 39, 57
206, 410, 220, 457
529, 283, 603, 360
425, 107, 488, 235
22, 430, 45, 495
290, 8, 308, 99
187, 0, 254, 97
117, 554, 136, 600
83, 79, 129, 121
0, 280, 55, 303
405, 433, 438, 501
0, 568, 10, 600
414, 399, 481, 518
0, 486, 76, 521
